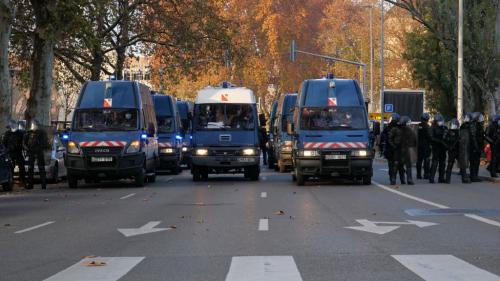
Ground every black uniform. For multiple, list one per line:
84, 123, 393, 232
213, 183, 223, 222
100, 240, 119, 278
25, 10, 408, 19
444, 123, 460, 183
485, 119, 500, 177
458, 119, 472, 183
2, 129, 26, 185
381, 120, 402, 185
429, 122, 448, 183
258, 127, 269, 165
416, 120, 432, 179
24, 126, 49, 189
469, 115, 484, 182
390, 117, 416, 185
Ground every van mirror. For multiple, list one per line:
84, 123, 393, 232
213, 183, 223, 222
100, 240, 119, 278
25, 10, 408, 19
287, 122, 295, 136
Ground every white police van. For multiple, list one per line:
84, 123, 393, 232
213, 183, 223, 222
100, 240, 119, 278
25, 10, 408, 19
191, 82, 260, 181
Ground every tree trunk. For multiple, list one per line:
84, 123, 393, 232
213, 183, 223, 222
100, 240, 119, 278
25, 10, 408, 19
494, 2, 500, 113
90, 48, 104, 81
0, 0, 14, 130
115, 0, 130, 80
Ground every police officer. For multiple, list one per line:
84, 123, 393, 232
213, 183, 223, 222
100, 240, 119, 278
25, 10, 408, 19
23, 119, 50, 189
416, 113, 432, 179
458, 113, 472, 183
485, 114, 500, 177
469, 112, 484, 182
429, 113, 448, 183
390, 116, 416, 185
380, 113, 401, 185
444, 118, 460, 183
2, 119, 27, 187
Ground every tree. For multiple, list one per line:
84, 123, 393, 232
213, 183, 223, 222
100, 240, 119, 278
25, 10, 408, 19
0, 0, 14, 130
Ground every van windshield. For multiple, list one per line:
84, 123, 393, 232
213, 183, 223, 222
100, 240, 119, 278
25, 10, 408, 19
195, 104, 255, 130
74, 109, 139, 131
300, 107, 367, 130
157, 116, 174, 133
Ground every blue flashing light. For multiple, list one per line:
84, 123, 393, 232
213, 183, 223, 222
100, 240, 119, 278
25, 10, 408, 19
62, 134, 69, 140
109, 75, 116, 80
141, 133, 148, 140
189, 135, 193, 140
222, 81, 230, 88
326, 73, 335, 79
175, 135, 183, 140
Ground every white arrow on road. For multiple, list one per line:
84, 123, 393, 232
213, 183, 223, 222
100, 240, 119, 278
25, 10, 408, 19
345, 219, 438, 235
118, 221, 171, 237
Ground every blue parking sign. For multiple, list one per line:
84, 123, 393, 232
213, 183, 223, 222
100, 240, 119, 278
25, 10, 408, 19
385, 104, 393, 113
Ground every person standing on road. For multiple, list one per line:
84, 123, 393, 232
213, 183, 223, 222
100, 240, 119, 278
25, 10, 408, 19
416, 112, 432, 179
381, 113, 400, 185
429, 113, 448, 183
258, 114, 269, 166
444, 118, 460, 183
469, 112, 485, 182
485, 114, 500, 178
2, 119, 27, 188
458, 113, 472, 183
23, 119, 50, 190
390, 116, 416, 185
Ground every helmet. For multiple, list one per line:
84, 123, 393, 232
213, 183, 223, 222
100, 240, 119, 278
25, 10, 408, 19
389, 113, 400, 124
17, 121, 25, 131
434, 113, 445, 126
449, 118, 459, 130
493, 114, 500, 122
30, 119, 41, 131
420, 112, 430, 122
478, 113, 485, 123
463, 113, 472, 123
8, 119, 17, 132
399, 116, 411, 126
471, 112, 484, 122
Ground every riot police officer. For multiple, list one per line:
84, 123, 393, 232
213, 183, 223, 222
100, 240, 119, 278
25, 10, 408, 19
416, 113, 432, 179
469, 112, 484, 182
445, 118, 460, 183
390, 116, 416, 185
485, 114, 500, 177
2, 119, 26, 187
429, 113, 448, 183
23, 119, 50, 189
459, 113, 472, 183
380, 113, 401, 185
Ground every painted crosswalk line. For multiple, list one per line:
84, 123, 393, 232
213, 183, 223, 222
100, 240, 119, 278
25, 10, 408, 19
225, 256, 303, 281
44, 257, 144, 281
393, 255, 500, 281
258, 218, 269, 231
15, 221, 55, 234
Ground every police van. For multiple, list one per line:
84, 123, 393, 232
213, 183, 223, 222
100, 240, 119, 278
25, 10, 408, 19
273, 93, 297, 172
288, 76, 373, 185
65, 81, 158, 188
191, 82, 260, 181
152, 93, 183, 174
176, 100, 193, 168
267, 100, 278, 169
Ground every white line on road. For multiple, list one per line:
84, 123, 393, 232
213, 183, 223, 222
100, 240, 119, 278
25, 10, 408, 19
393, 255, 500, 281
44, 257, 144, 281
15, 221, 55, 234
374, 181, 500, 229
120, 193, 136, 200
258, 219, 269, 231
261, 192, 267, 198
225, 256, 303, 281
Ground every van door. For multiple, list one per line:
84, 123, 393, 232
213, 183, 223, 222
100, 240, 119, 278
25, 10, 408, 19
139, 84, 156, 169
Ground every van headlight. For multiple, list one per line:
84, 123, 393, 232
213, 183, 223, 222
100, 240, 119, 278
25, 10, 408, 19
242, 148, 257, 156
351, 149, 370, 157
161, 148, 175, 154
67, 141, 80, 154
195, 148, 209, 156
126, 140, 142, 154
299, 150, 320, 157
182, 147, 188, 152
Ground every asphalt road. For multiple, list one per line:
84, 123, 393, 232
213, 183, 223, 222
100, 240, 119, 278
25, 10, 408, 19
1, 161, 500, 281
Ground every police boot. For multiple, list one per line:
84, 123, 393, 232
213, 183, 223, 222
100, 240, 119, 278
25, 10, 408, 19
445, 165, 452, 184
406, 168, 414, 185
429, 164, 436, 183
461, 170, 471, 184
399, 167, 406, 185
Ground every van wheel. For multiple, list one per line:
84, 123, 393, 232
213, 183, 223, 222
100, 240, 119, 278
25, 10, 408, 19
50, 163, 59, 184
192, 166, 201, 182
267, 157, 274, 169
362, 176, 372, 185
2, 169, 13, 192
245, 165, 259, 181
295, 168, 305, 186
68, 173, 78, 189
135, 168, 146, 187
147, 173, 156, 183
278, 161, 286, 173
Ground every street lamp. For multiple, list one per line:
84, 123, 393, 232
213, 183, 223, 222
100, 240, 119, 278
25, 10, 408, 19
361, 4, 375, 113
457, 0, 464, 120
380, 0, 385, 130
9, 68, 16, 118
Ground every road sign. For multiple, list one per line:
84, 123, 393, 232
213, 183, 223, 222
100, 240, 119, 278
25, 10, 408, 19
384, 103, 393, 113
345, 219, 438, 235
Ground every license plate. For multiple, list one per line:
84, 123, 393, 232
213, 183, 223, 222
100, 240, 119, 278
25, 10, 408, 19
238, 157, 253, 162
91, 157, 113, 163
325, 154, 347, 160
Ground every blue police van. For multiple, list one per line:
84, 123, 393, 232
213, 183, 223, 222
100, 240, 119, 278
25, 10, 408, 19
152, 93, 183, 174
176, 100, 193, 168
65, 81, 158, 188
191, 83, 260, 181
267, 100, 278, 169
289, 76, 373, 186
273, 93, 297, 172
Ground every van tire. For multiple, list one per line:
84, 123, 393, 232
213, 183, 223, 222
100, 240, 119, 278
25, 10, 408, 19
192, 166, 202, 182
295, 168, 305, 186
68, 173, 78, 189
362, 176, 371, 185
245, 165, 259, 181
2, 169, 13, 192
147, 172, 156, 183
135, 168, 146, 187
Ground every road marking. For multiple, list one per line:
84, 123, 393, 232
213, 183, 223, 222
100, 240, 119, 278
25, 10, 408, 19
225, 256, 303, 281
345, 219, 438, 235
374, 181, 500, 229
258, 219, 269, 231
44, 257, 144, 281
120, 193, 136, 200
262, 176, 267, 181
118, 221, 171, 237
15, 221, 55, 234
261, 192, 267, 198
393, 255, 500, 281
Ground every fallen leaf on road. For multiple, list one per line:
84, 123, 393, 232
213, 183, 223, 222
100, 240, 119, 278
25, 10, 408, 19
4, 223, 11, 227
143, 198, 149, 201
179, 216, 185, 219
169, 225, 177, 229
275, 210, 285, 215
293, 192, 297, 194
83, 255, 96, 259
44, 198, 49, 202
84, 260, 106, 266
197, 219, 204, 223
